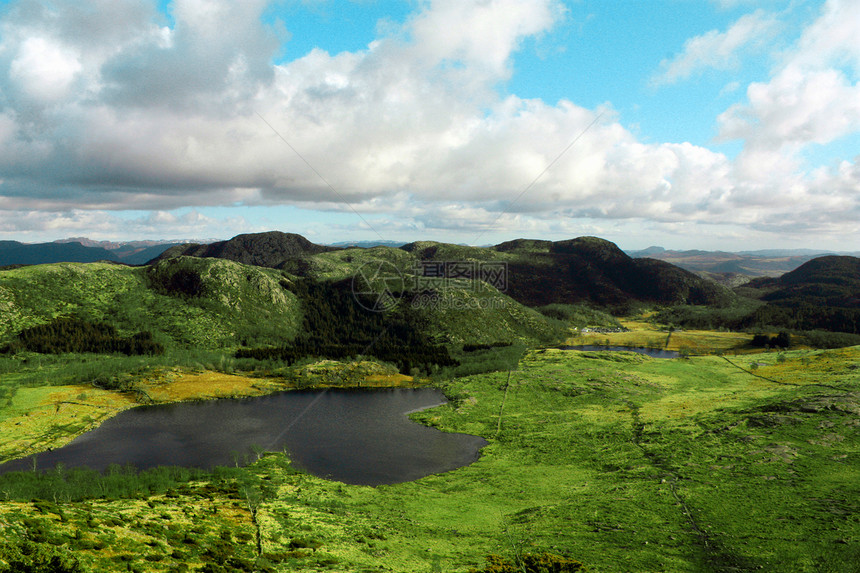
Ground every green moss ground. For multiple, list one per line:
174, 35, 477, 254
3, 345, 858, 572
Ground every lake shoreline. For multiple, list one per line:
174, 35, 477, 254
0, 368, 429, 466
0, 386, 484, 486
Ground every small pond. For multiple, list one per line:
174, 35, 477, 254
559, 345, 679, 359
0, 388, 487, 486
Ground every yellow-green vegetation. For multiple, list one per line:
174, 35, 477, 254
283, 359, 414, 388
2, 344, 858, 572
569, 315, 753, 354
0, 469, 266, 572
0, 370, 279, 464
0, 384, 135, 465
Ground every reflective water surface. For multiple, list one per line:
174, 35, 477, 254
559, 345, 680, 358
0, 388, 487, 485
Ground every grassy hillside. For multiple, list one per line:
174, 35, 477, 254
415, 281, 565, 346
281, 245, 417, 281
1, 346, 858, 572
745, 255, 860, 307
0, 258, 302, 350
0, 254, 566, 379
149, 232, 735, 312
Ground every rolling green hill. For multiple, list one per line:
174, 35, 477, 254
0, 252, 565, 370
0, 257, 303, 350
150, 232, 733, 312
1, 235, 858, 572
735, 256, 860, 335
744, 255, 860, 306
0, 232, 772, 380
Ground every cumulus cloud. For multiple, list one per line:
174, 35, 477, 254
652, 10, 778, 86
407, 0, 564, 77
719, 66, 860, 149
717, 0, 860, 187
0, 0, 856, 247
0, 208, 260, 241
9, 36, 82, 102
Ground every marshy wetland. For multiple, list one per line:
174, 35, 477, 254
1, 328, 858, 572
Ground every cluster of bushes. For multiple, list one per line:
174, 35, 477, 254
0, 541, 85, 573
0, 464, 247, 502
463, 342, 513, 352
750, 332, 791, 348
237, 279, 457, 374
743, 303, 860, 335
470, 552, 587, 573
656, 302, 860, 348
442, 344, 526, 378
1, 317, 163, 356
237, 341, 456, 375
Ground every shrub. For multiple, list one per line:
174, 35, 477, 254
0, 541, 86, 573
288, 537, 323, 551
750, 331, 791, 348
469, 552, 588, 573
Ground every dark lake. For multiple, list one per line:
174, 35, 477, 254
559, 345, 679, 359
0, 388, 487, 486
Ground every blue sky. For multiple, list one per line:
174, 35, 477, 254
0, 0, 857, 250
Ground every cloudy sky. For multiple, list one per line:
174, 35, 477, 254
0, 0, 857, 250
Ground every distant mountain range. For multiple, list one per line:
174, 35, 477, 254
626, 246, 860, 285
328, 240, 406, 248
0, 239, 186, 267
4, 234, 858, 292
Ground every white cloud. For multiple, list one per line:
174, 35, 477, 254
407, 0, 565, 77
719, 65, 860, 149
652, 10, 778, 86
791, 0, 860, 72
0, 0, 856, 248
716, 0, 860, 192
9, 36, 82, 102
0, 208, 259, 242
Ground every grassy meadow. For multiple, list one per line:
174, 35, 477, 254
1, 338, 859, 572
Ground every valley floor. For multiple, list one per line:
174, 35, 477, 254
1, 342, 859, 572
